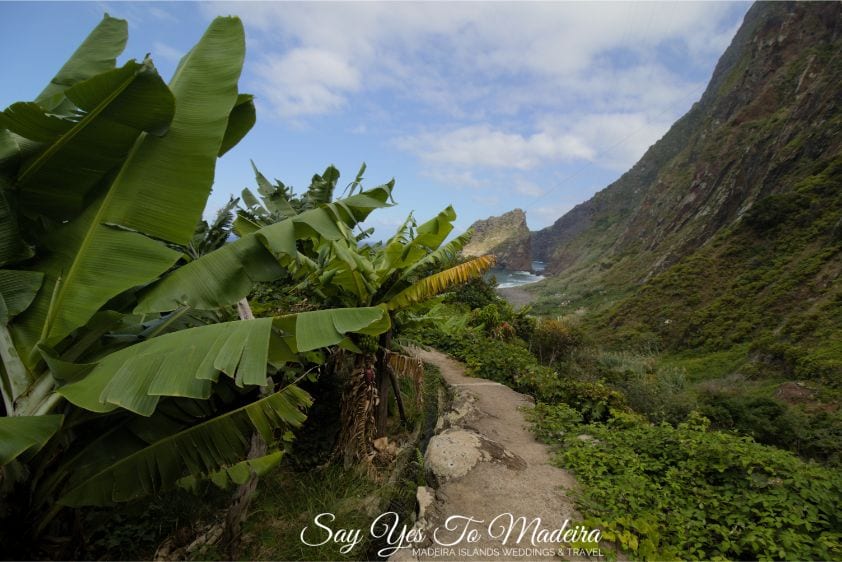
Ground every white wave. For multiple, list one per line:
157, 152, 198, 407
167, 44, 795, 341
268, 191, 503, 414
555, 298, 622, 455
497, 274, 545, 289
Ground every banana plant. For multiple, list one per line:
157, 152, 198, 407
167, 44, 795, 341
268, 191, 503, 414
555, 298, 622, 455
1, 12, 249, 418
0, 15, 394, 538
235, 161, 371, 239
127, 161, 494, 464
298, 206, 495, 457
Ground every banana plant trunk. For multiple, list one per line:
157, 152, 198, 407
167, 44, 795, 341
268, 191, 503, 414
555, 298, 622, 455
221, 298, 262, 555
374, 325, 409, 437
374, 330, 391, 438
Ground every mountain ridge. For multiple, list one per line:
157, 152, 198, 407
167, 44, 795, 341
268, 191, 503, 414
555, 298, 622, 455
469, 1, 842, 381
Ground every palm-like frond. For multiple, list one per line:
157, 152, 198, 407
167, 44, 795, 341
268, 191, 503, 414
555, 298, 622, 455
57, 385, 311, 507
188, 196, 239, 258
135, 184, 394, 313
393, 229, 473, 287
385, 255, 495, 310
36, 14, 128, 110
179, 450, 284, 492
302, 165, 340, 210
376, 206, 457, 276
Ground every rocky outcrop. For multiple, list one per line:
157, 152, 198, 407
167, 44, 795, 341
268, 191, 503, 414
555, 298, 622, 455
462, 209, 532, 271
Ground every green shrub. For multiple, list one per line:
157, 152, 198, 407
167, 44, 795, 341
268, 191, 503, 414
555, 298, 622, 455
614, 367, 694, 425
461, 338, 536, 385
699, 394, 797, 447
529, 408, 842, 560
743, 191, 815, 232
511, 311, 537, 342
515, 365, 566, 402
470, 303, 503, 330
444, 275, 499, 309
529, 318, 585, 365
527, 402, 582, 442
795, 409, 842, 466
700, 391, 842, 466
553, 379, 626, 423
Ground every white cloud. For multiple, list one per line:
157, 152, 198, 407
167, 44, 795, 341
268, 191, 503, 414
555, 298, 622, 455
253, 48, 360, 118
568, 113, 675, 171
147, 6, 178, 23
421, 169, 484, 189
152, 42, 183, 64
527, 112, 678, 173
397, 125, 595, 170
514, 179, 545, 198
203, 2, 744, 122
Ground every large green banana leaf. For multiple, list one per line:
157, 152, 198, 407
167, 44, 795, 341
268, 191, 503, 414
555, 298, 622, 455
0, 270, 43, 325
179, 450, 284, 492
382, 230, 473, 301
36, 14, 128, 110
0, 177, 34, 266
377, 205, 456, 275
11, 17, 246, 356
57, 386, 310, 507
252, 161, 298, 218
218, 93, 256, 157
313, 240, 379, 305
0, 270, 44, 404
57, 307, 390, 415
135, 184, 395, 313
0, 415, 63, 465
2, 59, 176, 220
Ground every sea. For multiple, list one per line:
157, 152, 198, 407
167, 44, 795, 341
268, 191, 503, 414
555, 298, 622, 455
488, 261, 546, 288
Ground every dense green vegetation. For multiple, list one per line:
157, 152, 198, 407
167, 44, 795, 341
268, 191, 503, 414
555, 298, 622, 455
529, 405, 842, 561
408, 281, 842, 560
3, 5, 839, 562
519, 9, 842, 513
0, 15, 489, 558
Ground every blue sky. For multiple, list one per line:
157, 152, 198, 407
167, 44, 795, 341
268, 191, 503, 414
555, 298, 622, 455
0, 1, 751, 237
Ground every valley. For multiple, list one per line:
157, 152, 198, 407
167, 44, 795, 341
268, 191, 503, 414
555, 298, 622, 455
466, 0, 842, 468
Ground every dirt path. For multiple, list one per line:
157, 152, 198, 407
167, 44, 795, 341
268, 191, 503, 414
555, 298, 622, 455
398, 349, 608, 562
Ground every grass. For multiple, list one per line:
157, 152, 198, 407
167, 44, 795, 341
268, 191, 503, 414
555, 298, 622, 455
659, 345, 750, 381
240, 465, 388, 561
237, 361, 444, 561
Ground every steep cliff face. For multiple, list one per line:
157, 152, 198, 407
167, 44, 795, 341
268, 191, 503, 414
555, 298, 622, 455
463, 209, 532, 271
528, 1, 842, 379
534, 1, 842, 281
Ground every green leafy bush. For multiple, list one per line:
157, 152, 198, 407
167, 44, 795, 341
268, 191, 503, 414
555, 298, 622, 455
527, 402, 582, 442
700, 394, 797, 447
699, 391, 842, 466
512, 311, 538, 342
444, 275, 499, 309
462, 338, 536, 385
528, 407, 842, 561
743, 191, 816, 232
529, 318, 586, 365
